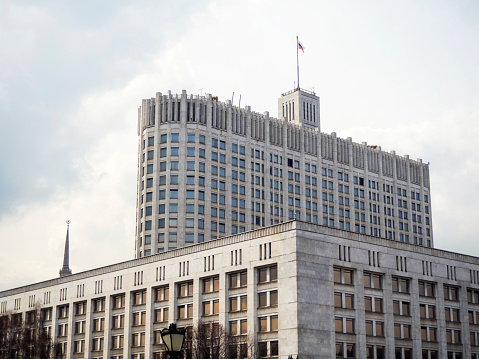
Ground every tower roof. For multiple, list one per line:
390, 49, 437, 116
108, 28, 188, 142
59, 220, 72, 277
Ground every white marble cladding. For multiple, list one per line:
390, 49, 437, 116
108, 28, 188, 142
2, 221, 479, 358
277, 88, 320, 130
135, 90, 433, 258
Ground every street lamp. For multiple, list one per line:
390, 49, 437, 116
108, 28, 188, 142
160, 323, 186, 359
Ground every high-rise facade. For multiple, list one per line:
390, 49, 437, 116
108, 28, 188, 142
136, 88, 432, 258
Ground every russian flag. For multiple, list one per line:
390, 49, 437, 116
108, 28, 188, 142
298, 42, 305, 53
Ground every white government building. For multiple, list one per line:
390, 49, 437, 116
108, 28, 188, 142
1, 88, 478, 359
135, 88, 432, 258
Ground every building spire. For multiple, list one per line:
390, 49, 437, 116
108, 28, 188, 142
59, 220, 72, 277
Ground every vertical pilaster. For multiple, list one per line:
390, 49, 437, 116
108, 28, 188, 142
145, 287, 153, 359
104, 295, 112, 359
84, 300, 92, 359
123, 291, 132, 359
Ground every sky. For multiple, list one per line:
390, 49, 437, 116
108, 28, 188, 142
0, 0, 478, 291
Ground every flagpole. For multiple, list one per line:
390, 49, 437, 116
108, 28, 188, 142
296, 36, 300, 90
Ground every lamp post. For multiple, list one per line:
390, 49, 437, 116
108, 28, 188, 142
160, 323, 186, 359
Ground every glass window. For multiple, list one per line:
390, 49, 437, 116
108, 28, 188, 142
258, 293, 267, 307
419, 281, 435, 297
364, 273, 382, 289
270, 291, 278, 306
259, 317, 267, 331
334, 267, 354, 285
183, 147, 194, 157
187, 161, 195, 170
158, 218, 165, 228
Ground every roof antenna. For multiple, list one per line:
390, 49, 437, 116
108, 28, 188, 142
238, 94, 242, 108
232, 92, 234, 104
59, 220, 73, 277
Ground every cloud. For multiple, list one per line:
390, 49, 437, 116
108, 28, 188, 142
0, 82, 139, 289
0, 1, 211, 215
1, 0, 479, 290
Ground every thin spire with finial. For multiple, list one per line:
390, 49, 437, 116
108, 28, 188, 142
59, 220, 72, 277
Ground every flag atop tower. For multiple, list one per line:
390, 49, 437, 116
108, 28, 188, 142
298, 41, 305, 52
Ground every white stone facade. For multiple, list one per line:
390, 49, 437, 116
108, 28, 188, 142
135, 89, 432, 258
2, 221, 479, 359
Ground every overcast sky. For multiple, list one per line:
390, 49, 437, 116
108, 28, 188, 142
0, 0, 478, 291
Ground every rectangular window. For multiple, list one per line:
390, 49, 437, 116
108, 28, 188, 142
334, 267, 354, 285
394, 323, 411, 339
335, 317, 355, 334
364, 296, 383, 313
258, 265, 277, 283
392, 277, 410, 293
259, 317, 267, 332
393, 300, 410, 316
444, 285, 459, 301
112, 315, 125, 329
363, 272, 382, 289
419, 281, 435, 297
334, 292, 354, 309
132, 311, 146, 326
446, 329, 461, 344
133, 291, 146, 305
468, 289, 479, 304
445, 307, 460, 322
178, 282, 194, 298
